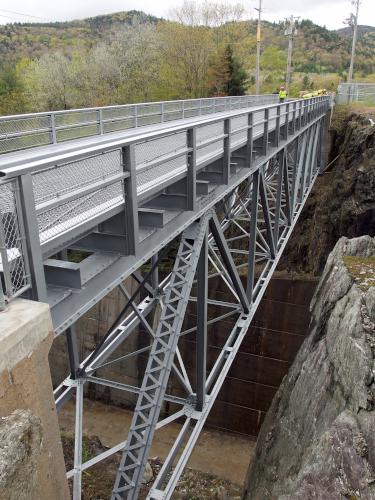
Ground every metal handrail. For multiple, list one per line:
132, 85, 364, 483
0, 94, 278, 155
0, 96, 330, 305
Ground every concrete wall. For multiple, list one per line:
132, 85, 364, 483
0, 299, 69, 500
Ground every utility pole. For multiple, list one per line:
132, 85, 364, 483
255, 0, 262, 95
348, 0, 360, 84
284, 15, 299, 95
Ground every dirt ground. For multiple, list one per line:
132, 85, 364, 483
59, 398, 256, 498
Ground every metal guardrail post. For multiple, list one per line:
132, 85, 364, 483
98, 109, 104, 135
187, 127, 197, 211
284, 103, 290, 141
291, 101, 297, 135
0, 207, 12, 300
0, 282, 5, 311
274, 106, 281, 147
262, 108, 269, 156
122, 145, 139, 256
246, 112, 253, 168
18, 174, 47, 301
50, 114, 57, 144
223, 118, 231, 185
161, 102, 164, 122
134, 106, 138, 128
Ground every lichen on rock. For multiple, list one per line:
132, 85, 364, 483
0, 409, 42, 500
243, 236, 375, 500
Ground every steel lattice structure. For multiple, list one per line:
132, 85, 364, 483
0, 95, 330, 499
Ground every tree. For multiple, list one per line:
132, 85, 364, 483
157, 21, 213, 98
225, 45, 248, 95
302, 74, 310, 89
208, 44, 248, 96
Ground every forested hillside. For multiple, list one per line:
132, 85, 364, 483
0, 5, 374, 115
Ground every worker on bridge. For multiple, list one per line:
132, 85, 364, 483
279, 86, 287, 103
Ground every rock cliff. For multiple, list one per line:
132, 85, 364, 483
244, 236, 375, 500
280, 112, 375, 276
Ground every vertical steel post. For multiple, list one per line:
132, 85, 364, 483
274, 106, 281, 147
223, 118, 231, 184
196, 229, 208, 411
246, 170, 260, 300
283, 103, 290, 141
122, 145, 139, 256
73, 379, 84, 500
246, 112, 253, 168
187, 127, 197, 211
66, 324, 80, 380
18, 174, 47, 301
98, 109, 104, 135
262, 108, 269, 156
50, 113, 57, 144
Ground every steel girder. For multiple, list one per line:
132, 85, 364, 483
56, 116, 324, 500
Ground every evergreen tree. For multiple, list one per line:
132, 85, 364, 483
208, 44, 248, 96
225, 45, 248, 96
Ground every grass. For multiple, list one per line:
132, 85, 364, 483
343, 256, 375, 292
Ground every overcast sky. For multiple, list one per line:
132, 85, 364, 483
0, 0, 373, 30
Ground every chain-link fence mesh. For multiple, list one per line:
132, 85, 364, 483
0, 95, 279, 156
33, 149, 123, 243
336, 83, 375, 104
0, 180, 30, 299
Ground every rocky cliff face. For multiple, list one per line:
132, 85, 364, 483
0, 410, 42, 500
280, 113, 375, 276
244, 236, 375, 500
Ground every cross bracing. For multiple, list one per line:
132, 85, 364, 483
0, 94, 330, 499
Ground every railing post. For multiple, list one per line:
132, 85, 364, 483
98, 109, 104, 135
284, 103, 290, 141
134, 105, 139, 128
182, 100, 185, 120
223, 118, 231, 184
246, 112, 253, 168
298, 101, 302, 130
0, 281, 5, 311
18, 174, 47, 302
291, 101, 297, 135
0, 208, 12, 299
161, 102, 165, 122
187, 127, 197, 211
122, 145, 139, 256
274, 106, 281, 147
50, 114, 57, 144
262, 108, 269, 156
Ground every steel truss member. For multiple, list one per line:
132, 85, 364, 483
52, 111, 325, 500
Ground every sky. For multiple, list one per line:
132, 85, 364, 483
0, 0, 374, 30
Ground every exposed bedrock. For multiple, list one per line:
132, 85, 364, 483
244, 236, 375, 500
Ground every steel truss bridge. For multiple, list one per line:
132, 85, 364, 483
0, 94, 330, 499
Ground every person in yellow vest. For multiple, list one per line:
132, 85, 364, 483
279, 86, 287, 103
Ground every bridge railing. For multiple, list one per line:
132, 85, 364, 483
0, 96, 330, 304
0, 94, 278, 155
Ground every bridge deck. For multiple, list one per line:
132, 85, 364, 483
0, 96, 329, 334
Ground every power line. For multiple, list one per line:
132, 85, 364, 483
0, 8, 50, 22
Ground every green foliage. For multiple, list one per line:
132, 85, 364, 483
208, 44, 248, 96
0, 8, 374, 114
225, 45, 248, 95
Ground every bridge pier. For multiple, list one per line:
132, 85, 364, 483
0, 299, 69, 500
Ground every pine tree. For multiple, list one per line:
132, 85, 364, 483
208, 45, 248, 96
225, 45, 248, 96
